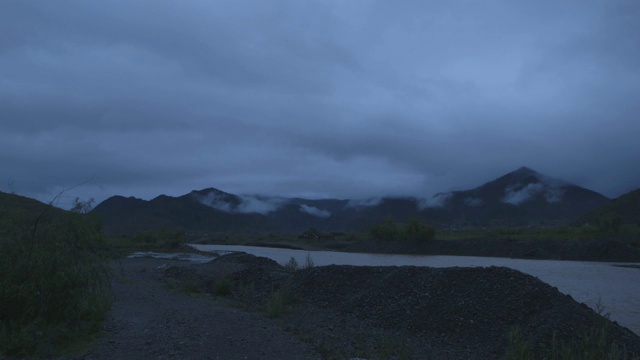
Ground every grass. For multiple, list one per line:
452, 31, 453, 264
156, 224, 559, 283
266, 285, 292, 318
304, 251, 315, 269
0, 206, 112, 356
284, 256, 300, 272
214, 278, 233, 296
506, 322, 638, 360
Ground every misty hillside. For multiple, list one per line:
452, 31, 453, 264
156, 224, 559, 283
420, 167, 609, 227
92, 167, 610, 235
577, 188, 640, 225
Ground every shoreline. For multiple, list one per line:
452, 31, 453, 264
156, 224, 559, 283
195, 236, 640, 263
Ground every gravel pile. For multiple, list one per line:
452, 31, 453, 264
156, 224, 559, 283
165, 253, 640, 359
289, 265, 640, 358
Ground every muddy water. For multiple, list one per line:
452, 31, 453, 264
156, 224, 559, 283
190, 244, 640, 335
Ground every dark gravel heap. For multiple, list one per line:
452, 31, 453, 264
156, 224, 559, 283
165, 253, 640, 359
289, 265, 640, 358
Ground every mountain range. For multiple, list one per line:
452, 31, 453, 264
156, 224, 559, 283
91, 167, 611, 235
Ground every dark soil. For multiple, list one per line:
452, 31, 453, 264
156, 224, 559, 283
48, 251, 640, 360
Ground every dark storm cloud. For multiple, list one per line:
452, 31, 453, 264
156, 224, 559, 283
1, 0, 639, 206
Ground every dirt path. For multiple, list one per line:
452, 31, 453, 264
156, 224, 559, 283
77, 257, 319, 360
59, 252, 640, 360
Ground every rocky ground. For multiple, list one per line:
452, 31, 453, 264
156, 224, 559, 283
57, 257, 319, 360
42, 250, 640, 360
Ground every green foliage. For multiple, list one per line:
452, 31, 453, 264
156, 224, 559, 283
370, 218, 399, 240
110, 228, 184, 255
597, 215, 623, 234
303, 252, 315, 269
284, 256, 299, 272
266, 285, 291, 318
214, 278, 233, 296
0, 206, 112, 356
403, 218, 436, 242
506, 326, 534, 360
506, 322, 636, 360
370, 218, 436, 242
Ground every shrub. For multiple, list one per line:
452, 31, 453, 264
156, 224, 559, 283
303, 252, 314, 269
370, 218, 399, 240
284, 256, 299, 272
505, 322, 636, 360
0, 206, 112, 356
403, 218, 436, 242
266, 285, 291, 318
370, 218, 436, 242
214, 279, 233, 296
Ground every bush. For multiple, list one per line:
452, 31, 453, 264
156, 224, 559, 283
370, 218, 436, 242
370, 218, 399, 240
0, 207, 112, 356
506, 322, 635, 360
284, 256, 299, 272
266, 285, 291, 318
403, 218, 436, 242
214, 279, 233, 296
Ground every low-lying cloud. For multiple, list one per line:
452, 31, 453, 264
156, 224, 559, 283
502, 182, 565, 205
418, 192, 453, 210
299, 204, 331, 218
464, 197, 484, 207
196, 193, 288, 215
346, 197, 383, 208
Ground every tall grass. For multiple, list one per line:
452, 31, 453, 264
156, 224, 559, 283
0, 206, 112, 356
266, 285, 291, 318
506, 322, 637, 360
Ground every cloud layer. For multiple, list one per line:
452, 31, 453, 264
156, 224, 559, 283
2, 1, 639, 207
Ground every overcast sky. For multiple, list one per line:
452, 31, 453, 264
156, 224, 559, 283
2, 0, 639, 207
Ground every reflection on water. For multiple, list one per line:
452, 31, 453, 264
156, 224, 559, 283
189, 244, 640, 335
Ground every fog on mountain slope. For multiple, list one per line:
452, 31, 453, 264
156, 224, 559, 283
91, 167, 612, 234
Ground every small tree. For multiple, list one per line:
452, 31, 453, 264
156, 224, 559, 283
70, 197, 95, 214
370, 217, 398, 240
403, 218, 436, 242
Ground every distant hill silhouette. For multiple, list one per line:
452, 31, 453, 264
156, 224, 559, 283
0, 191, 66, 218
92, 167, 611, 235
419, 167, 609, 227
576, 188, 640, 226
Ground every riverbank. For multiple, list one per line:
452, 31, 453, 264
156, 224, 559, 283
222, 237, 640, 263
77, 252, 639, 359
340, 237, 640, 262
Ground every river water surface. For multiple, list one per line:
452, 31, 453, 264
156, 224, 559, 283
190, 244, 640, 335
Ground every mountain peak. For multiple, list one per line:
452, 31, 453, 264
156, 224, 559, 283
514, 166, 537, 174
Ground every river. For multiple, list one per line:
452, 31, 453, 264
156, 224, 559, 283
189, 244, 640, 335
